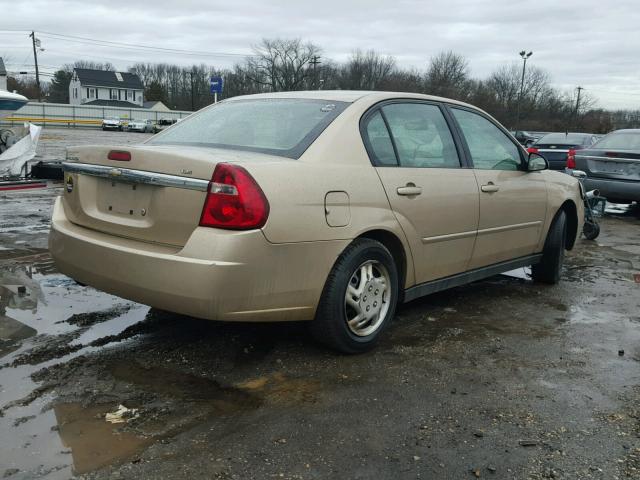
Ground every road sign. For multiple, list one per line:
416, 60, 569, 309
210, 77, 224, 94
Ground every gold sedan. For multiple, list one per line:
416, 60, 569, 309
50, 91, 583, 353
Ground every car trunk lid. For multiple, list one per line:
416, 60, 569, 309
575, 148, 640, 182
61, 144, 282, 246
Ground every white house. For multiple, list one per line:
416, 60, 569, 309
69, 68, 144, 107
0, 57, 7, 91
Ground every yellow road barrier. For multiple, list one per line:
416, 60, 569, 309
3, 117, 105, 125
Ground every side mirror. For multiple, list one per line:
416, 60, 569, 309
527, 153, 548, 172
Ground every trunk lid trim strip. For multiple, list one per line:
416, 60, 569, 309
62, 162, 210, 192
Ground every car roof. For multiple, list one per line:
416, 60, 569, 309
539, 132, 594, 138
226, 90, 478, 109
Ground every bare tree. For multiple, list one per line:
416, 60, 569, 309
338, 49, 396, 90
487, 63, 552, 127
244, 38, 321, 91
66, 60, 115, 72
424, 51, 470, 99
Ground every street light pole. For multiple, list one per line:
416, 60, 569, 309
574, 86, 584, 130
515, 50, 532, 133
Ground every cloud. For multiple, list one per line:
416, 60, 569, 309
1, 0, 639, 108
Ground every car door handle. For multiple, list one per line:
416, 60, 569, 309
481, 183, 500, 193
397, 185, 422, 196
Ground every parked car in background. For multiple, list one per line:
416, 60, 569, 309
101, 117, 123, 131
511, 130, 538, 147
51, 91, 583, 353
127, 119, 156, 133
573, 129, 640, 203
528, 132, 599, 170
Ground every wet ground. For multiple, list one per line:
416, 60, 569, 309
1, 130, 640, 479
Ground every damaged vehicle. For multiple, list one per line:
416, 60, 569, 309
50, 91, 584, 353
573, 129, 640, 203
101, 117, 123, 131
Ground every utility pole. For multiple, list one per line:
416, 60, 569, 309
29, 31, 42, 102
310, 55, 321, 89
515, 50, 533, 133
574, 86, 584, 131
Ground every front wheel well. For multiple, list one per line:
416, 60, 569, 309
357, 230, 407, 296
559, 200, 578, 250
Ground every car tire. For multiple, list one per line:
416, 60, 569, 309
310, 238, 399, 354
583, 221, 600, 240
532, 210, 567, 284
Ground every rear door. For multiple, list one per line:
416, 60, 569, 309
364, 101, 479, 284
448, 107, 547, 269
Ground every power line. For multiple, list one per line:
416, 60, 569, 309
588, 88, 640, 98
36, 31, 255, 59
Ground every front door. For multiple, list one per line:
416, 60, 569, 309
449, 107, 547, 269
363, 102, 479, 284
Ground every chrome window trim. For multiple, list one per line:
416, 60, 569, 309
62, 162, 209, 192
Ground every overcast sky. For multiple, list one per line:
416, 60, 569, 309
1, 0, 639, 109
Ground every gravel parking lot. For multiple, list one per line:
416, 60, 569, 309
0, 129, 639, 479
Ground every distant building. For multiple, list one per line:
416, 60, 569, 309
0, 58, 7, 91
143, 100, 171, 112
69, 68, 144, 107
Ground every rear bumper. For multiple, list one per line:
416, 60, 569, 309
49, 197, 348, 321
583, 177, 640, 202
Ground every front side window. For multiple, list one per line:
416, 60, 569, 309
451, 108, 522, 171
148, 99, 348, 159
381, 103, 460, 168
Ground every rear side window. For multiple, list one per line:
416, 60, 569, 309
364, 111, 397, 166
593, 131, 640, 150
451, 108, 522, 171
148, 99, 348, 159
382, 103, 460, 168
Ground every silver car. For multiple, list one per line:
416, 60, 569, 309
127, 119, 155, 133
574, 129, 640, 203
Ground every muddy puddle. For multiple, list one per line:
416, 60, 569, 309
0, 256, 150, 478
53, 403, 153, 475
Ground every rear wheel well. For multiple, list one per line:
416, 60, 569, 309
357, 230, 407, 297
559, 200, 578, 250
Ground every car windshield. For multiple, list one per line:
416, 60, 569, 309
536, 133, 591, 145
148, 98, 349, 158
593, 131, 640, 150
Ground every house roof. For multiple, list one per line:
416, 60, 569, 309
143, 100, 170, 110
85, 99, 141, 108
74, 68, 143, 89
0, 57, 6, 76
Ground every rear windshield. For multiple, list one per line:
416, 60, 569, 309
148, 98, 349, 158
536, 133, 592, 146
593, 131, 640, 150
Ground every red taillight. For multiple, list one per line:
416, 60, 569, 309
526, 147, 539, 154
199, 163, 269, 230
566, 149, 576, 169
108, 150, 131, 161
